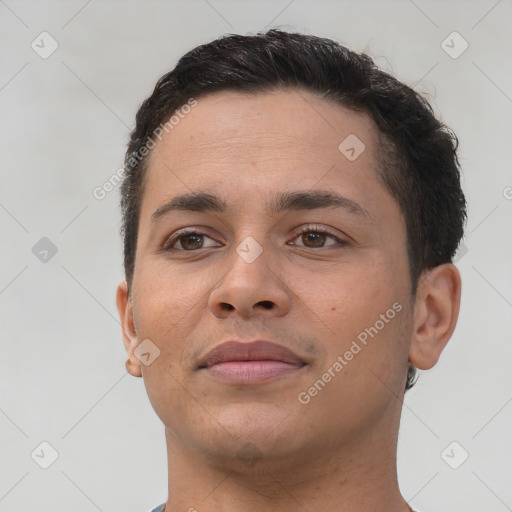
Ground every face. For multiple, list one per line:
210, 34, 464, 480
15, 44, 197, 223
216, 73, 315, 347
119, 89, 415, 465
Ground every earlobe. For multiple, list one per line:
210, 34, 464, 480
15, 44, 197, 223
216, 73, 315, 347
116, 280, 142, 378
409, 264, 462, 370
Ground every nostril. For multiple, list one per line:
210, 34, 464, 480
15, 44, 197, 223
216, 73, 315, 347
257, 300, 274, 310
220, 303, 235, 311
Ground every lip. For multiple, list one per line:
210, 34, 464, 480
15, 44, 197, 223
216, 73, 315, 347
197, 340, 306, 384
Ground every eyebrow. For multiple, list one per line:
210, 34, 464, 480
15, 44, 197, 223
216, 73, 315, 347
151, 190, 374, 224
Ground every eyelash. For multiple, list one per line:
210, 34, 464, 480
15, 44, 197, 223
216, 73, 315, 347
290, 225, 348, 249
162, 225, 348, 252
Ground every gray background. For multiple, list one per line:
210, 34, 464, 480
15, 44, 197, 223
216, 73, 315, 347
1, 1, 511, 511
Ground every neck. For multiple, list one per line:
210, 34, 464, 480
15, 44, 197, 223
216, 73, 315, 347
163, 412, 410, 512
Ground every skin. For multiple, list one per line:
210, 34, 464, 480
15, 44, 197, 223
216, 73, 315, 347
117, 89, 461, 512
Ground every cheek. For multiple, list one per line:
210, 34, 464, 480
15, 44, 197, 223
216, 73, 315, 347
290, 259, 409, 384
130, 280, 206, 395
134, 263, 207, 329
132, 273, 203, 426
288, 259, 393, 335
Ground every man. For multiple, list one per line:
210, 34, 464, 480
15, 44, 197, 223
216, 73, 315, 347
116, 30, 466, 512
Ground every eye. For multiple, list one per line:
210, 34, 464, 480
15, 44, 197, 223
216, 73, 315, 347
289, 226, 347, 249
163, 228, 222, 252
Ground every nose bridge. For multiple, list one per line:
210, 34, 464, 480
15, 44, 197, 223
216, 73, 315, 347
208, 233, 291, 318
235, 234, 265, 265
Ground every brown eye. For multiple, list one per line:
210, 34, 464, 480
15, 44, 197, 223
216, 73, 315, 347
163, 229, 221, 252
301, 232, 327, 247
289, 226, 348, 250
179, 233, 204, 250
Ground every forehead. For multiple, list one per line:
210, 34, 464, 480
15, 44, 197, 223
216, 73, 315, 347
149, 89, 378, 168
139, 88, 396, 226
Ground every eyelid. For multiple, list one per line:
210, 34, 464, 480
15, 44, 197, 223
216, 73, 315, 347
162, 224, 348, 252
288, 224, 348, 246
162, 226, 222, 251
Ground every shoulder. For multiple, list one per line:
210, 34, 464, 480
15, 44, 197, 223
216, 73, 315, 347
148, 504, 165, 512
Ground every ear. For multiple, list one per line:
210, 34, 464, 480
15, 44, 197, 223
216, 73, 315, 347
409, 263, 462, 370
116, 280, 142, 377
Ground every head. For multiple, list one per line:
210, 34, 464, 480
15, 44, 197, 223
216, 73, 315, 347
117, 30, 465, 469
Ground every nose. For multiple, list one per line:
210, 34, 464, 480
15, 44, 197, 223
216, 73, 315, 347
208, 240, 291, 320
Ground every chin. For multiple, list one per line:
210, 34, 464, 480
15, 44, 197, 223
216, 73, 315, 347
200, 402, 304, 458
